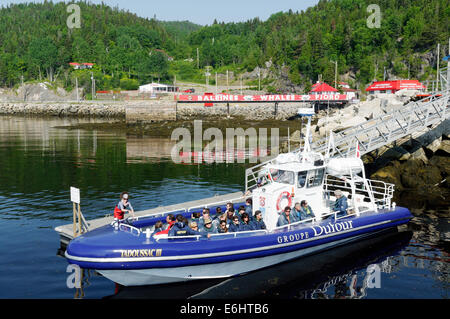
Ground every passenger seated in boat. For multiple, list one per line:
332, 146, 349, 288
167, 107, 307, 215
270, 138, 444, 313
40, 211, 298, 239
293, 202, 302, 220
299, 200, 315, 221
239, 213, 253, 231
165, 214, 176, 229
155, 214, 176, 235
218, 220, 228, 233
200, 217, 218, 234
225, 207, 236, 225
250, 210, 266, 230
212, 211, 227, 229
152, 221, 164, 236
198, 208, 211, 227
191, 212, 201, 225
228, 216, 241, 232
276, 206, 298, 227
332, 190, 348, 218
169, 214, 210, 238
237, 206, 246, 222
225, 202, 234, 215
245, 198, 253, 216
214, 207, 223, 219
189, 221, 199, 232
114, 192, 135, 221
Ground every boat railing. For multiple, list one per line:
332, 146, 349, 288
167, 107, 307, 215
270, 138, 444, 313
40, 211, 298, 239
324, 175, 395, 209
155, 229, 269, 241
110, 220, 141, 236
186, 196, 246, 212
272, 216, 318, 232
210, 229, 269, 238
131, 208, 187, 222
273, 208, 360, 232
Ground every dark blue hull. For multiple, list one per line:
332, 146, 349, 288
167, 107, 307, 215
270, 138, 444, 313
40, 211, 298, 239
66, 207, 412, 270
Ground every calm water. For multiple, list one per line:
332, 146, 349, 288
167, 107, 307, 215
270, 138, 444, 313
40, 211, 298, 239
0, 116, 448, 299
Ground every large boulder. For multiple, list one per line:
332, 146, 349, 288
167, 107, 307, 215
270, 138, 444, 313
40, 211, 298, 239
370, 161, 404, 191
429, 155, 450, 176
401, 164, 443, 189
410, 147, 429, 164
436, 140, 450, 155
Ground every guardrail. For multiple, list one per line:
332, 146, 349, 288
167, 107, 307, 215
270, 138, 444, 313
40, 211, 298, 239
187, 196, 246, 212
324, 175, 394, 209
132, 208, 187, 221
154, 229, 269, 241
130, 196, 247, 223
110, 220, 141, 236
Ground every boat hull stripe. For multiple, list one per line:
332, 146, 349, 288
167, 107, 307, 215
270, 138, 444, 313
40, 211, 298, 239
65, 217, 408, 263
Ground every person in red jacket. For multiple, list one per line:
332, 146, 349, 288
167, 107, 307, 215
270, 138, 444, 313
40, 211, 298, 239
155, 214, 176, 235
114, 192, 135, 222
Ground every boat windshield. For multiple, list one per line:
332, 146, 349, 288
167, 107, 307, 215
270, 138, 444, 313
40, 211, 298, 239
307, 168, 325, 188
298, 171, 307, 188
272, 169, 294, 185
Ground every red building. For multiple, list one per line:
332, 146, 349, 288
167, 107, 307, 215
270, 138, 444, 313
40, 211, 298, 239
69, 62, 94, 70
366, 80, 426, 94
310, 82, 339, 95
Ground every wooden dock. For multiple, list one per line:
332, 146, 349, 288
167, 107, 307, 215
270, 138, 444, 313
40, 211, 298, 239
55, 191, 245, 245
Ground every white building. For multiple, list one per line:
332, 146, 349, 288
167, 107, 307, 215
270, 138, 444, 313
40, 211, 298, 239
138, 83, 179, 94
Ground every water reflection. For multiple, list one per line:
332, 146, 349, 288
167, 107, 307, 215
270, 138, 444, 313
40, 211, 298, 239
102, 230, 416, 299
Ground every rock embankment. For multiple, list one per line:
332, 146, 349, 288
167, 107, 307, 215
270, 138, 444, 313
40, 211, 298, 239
368, 118, 449, 193
0, 82, 82, 102
0, 102, 125, 118
176, 102, 303, 121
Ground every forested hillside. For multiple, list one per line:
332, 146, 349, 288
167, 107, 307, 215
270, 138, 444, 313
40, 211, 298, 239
0, 0, 448, 93
188, 0, 449, 89
0, 1, 195, 91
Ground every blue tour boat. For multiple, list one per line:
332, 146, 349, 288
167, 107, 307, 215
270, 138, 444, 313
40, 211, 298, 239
65, 109, 412, 286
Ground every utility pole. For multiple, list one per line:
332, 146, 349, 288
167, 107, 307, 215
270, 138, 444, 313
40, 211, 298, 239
91, 72, 95, 100
197, 48, 199, 69
436, 43, 440, 92
75, 77, 79, 102
258, 69, 261, 91
447, 37, 450, 91
330, 60, 338, 88
215, 72, 218, 94
240, 75, 243, 95
226, 70, 229, 92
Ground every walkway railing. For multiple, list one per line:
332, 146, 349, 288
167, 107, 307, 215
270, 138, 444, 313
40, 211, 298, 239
245, 90, 449, 192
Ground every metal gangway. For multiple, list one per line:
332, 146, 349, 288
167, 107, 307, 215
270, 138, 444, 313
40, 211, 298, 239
245, 90, 450, 191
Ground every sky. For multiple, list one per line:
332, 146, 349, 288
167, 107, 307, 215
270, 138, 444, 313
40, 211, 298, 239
0, 0, 320, 25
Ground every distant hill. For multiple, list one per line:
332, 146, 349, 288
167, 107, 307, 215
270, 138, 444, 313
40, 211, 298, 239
186, 0, 449, 89
159, 20, 203, 39
0, 1, 193, 89
0, 0, 448, 93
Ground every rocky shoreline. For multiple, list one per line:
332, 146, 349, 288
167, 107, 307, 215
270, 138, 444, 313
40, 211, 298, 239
0, 101, 125, 118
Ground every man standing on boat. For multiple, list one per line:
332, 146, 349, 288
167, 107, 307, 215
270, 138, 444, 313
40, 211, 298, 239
333, 190, 348, 218
114, 192, 135, 222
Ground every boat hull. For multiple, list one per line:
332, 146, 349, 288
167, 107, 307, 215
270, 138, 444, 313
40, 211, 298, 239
97, 229, 390, 286
65, 207, 412, 286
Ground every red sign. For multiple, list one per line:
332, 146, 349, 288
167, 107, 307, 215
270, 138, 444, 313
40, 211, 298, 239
176, 94, 348, 103
366, 80, 426, 92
